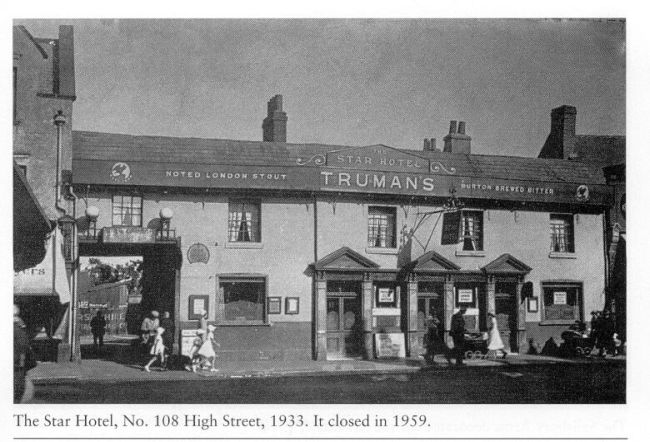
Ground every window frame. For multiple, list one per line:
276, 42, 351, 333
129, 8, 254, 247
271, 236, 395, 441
111, 194, 143, 227
227, 199, 262, 244
216, 274, 268, 326
549, 213, 575, 256
539, 281, 583, 325
367, 205, 397, 250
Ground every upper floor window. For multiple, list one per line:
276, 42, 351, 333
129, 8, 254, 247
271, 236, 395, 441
368, 206, 396, 248
460, 210, 483, 251
228, 200, 261, 242
112, 195, 142, 226
550, 214, 574, 253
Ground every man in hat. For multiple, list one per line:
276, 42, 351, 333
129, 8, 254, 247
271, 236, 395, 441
450, 307, 467, 366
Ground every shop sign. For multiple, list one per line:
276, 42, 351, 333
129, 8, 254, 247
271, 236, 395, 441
375, 333, 406, 358
187, 243, 210, 264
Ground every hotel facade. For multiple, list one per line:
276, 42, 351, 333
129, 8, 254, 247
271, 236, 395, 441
70, 96, 612, 361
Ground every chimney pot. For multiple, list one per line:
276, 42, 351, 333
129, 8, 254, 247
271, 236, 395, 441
423, 138, 437, 152
424, 139, 430, 150
458, 121, 466, 134
449, 120, 457, 134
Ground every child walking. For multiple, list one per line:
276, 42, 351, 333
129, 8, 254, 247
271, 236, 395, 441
185, 329, 206, 372
144, 327, 166, 372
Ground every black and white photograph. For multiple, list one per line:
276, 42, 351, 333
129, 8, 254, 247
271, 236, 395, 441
9, 7, 641, 440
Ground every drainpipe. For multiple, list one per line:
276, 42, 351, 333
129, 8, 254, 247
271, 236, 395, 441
67, 186, 79, 362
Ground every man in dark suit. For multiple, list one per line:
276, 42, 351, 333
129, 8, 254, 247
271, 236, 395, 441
450, 307, 467, 366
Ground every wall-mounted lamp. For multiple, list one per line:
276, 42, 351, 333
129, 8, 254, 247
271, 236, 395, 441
84, 205, 99, 238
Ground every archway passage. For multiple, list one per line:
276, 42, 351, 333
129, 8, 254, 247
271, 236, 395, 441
78, 241, 181, 364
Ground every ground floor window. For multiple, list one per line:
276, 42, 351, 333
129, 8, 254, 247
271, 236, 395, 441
217, 275, 266, 324
542, 282, 582, 322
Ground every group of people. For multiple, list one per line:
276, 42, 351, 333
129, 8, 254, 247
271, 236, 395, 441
139, 310, 176, 372
423, 307, 508, 366
183, 309, 221, 372
589, 310, 619, 357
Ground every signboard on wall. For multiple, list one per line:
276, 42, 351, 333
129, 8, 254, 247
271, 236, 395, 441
375, 333, 406, 358
457, 289, 474, 304
377, 288, 394, 303
553, 291, 568, 305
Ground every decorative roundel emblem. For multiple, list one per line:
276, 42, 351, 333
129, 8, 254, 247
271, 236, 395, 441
110, 162, 132, 183
187, 243, 210, 264
576, 184, 590, 202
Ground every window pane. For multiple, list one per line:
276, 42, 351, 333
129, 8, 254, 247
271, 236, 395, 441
111, 194, 143, 226
368, 206, 396, 248
550, 214, 574, 253
228, 201, 261, 242
221, 280, 265, 321
543, 285, 580, 321
461, 211, 483, 251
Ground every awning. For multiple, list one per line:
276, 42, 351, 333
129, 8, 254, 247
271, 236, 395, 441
14, 232, 71, 303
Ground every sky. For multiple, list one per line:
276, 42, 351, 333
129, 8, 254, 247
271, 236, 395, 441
16, 19, 625, 158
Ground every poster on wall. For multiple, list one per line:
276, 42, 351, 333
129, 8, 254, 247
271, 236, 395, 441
378, 288, 394, 303
375, 333, 406, 358
457, 288, 474, 304
553, 291, 568, 305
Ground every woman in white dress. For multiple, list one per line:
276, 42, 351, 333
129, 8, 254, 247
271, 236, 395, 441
197, 324, 220, 372
144, 327, 166, 372
487, 312, 508, 359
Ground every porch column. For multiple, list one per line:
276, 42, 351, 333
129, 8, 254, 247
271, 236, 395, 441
362, 273, 374, 359
515, 277, 527, 352
314, 274, 327, 361
486, 275, 496, 315
406, 274, 418, 357
443, 275, 455, 346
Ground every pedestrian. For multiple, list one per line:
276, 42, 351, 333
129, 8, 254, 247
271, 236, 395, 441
487, 312, 508, 359
90, 310, 107, 350
423, 314, 451, 365
199, 309, 208, 332
197, 324, 220, 372
598, 310, 615, 357
185, 329, 206, 372
143, 327, 166, 372
450, 307, 467, 366
14, 305, 35, 403
160, 311, 175, 368
140, 310, 160, 348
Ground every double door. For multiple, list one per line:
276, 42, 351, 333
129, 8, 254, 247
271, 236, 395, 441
326, 282, 362, 359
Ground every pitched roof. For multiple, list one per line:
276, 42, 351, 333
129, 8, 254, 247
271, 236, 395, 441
481, 253, 532, 274
408, 250, 461, 272
73, 131, 607, 185
313, 247, 380, 270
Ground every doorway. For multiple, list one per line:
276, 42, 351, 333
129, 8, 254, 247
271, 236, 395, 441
495, 282, 518, 352
78, 241, 180, 363
326, 281, 362, 360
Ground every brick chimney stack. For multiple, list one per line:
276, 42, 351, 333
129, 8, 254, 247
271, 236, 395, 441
423, 138, 437, 151
443, 120, 471, 154
551, 105, 577, 159
262, 94, 288, 142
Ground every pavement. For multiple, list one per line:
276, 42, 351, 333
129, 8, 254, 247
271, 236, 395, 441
27, 351, 626, 386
